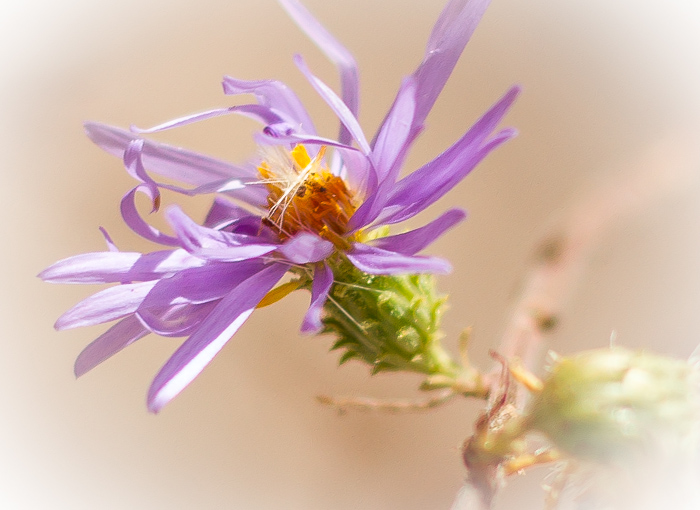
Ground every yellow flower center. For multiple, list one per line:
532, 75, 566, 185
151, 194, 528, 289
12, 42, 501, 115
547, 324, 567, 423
259, 145, 357, 249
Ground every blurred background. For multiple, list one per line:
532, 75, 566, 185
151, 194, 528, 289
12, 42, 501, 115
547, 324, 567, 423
2, 0, 700, 508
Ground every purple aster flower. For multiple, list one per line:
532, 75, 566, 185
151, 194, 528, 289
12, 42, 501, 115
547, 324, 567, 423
41, 0, 518, 412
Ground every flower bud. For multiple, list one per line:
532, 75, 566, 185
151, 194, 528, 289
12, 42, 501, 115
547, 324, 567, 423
525, 347, 699, 462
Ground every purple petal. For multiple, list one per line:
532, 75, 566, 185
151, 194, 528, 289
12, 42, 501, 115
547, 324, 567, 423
373, 0, 491, 157
375, 86, 520, 225
369, 209, 466, 255
136, 301, 217, 337
120, 185, 181, 247
55, 281, 157, 330
370, 77, 418, 183
85, 123, 266, 206
278, 0, 359, 145
293, 55, 370, 155
74, 315, 150, 377
346, 243, 452, 275
137, 260, 267, 310
222, 77, 316, 134
203, 197, 252, 228
73, 316, 149, 377
166, 206, 277, 261
130, 104, 286, 134
278, 232, 334, 264
147, 263, 287, 412
300, 262, 333, 333
39, 249, 204, 284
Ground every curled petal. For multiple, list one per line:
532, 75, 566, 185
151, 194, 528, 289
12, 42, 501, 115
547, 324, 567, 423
147, 263, 287, 413
347, 243, 452, 275
300, 262, 333, 334
85, 123, 266, 206
121, 185, 180, 246
278, 232, 334, 264
55, 281, 157, 330
369, 209, 467, 255
74, 316, 150, 377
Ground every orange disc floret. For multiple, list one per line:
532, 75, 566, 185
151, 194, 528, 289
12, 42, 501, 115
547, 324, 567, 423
259, 145, 357, 249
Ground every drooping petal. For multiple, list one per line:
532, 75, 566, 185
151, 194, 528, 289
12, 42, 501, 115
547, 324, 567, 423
203, 197, 252, 228
278, 232, 334, 264
55, 281, 158, 330
300, 262, 333, 333
369, 209, 466, 255
74, 316, 150, 377
293, 55, 371, 155
347, 243, 452, 275
166, 206, 277, 261
39, 249, 204, 284
222, 76, 316, 134
147, 263, 288, 413
278, 0, 359, 145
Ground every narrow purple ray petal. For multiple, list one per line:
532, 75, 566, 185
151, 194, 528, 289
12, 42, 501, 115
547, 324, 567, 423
347, 243, 452, 275
39, 249, 204, 284
371, 77, 418, 182
278, 232, 334, 264
85, 123, 266, 206
373, 86, 519, 226
138, 260, 267, 310
130, 105, 286, 134
293, 55, 371, 155
222, 77, 316, 134
369, 208, 467, 255
300, 262, 333, 333
374, 0, 491, 152
335, 146, 377, 198
147, 263, 287, 412
74, 316, 150, 377
254, 130, 358, 152
166, 206, 277, 261
55, 281, 157, 330
278, 0, 359, 145
136, 301, 217, 337
381, 126, 517, 226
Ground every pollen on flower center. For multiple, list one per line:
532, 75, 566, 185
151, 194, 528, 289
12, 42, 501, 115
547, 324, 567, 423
259, 144, 357, 248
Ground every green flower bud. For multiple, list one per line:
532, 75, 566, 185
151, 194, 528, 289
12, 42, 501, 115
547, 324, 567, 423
320, 256, 459, 378
525, 347, 699, 462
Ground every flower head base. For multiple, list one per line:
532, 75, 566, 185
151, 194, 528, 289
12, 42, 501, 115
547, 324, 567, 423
526, 347, 700, 461
41, 0, 519, 412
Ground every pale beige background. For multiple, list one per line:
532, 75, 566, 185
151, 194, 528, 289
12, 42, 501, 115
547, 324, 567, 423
2, 0, 700, 509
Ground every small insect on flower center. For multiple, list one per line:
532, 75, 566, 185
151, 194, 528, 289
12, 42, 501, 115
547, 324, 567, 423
258, 145, 357, 249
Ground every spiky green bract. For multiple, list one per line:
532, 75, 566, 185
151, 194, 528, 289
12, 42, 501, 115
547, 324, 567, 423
320, 256, 459, 378
526, 347, 700, 462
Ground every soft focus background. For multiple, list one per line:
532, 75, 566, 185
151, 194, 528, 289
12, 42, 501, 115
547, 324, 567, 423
3, 0, 700, 509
